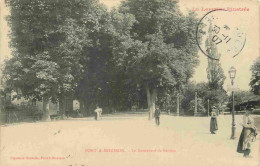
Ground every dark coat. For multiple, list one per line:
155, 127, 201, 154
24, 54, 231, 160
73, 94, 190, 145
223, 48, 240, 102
154, 108, 161, 117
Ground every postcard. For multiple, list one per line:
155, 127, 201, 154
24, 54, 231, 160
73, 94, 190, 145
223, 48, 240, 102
0, 0, 260, 166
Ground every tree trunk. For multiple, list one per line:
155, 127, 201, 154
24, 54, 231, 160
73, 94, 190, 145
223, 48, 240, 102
79, 99, 85, 115
59, 96, 66, 119
146, 86, 157, 120
176, 93, 180, 116
151, 89, 157, 117
60, 96, 73, 118
146, 86, 151, 119
5, 92, 11, 105
84, 100, 90, 116
42, 96, 51, 121
67, 97, 73, 112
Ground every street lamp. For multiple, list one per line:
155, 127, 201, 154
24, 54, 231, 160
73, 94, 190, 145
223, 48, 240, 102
229, 66, 236, 85
229, 66, 236, 139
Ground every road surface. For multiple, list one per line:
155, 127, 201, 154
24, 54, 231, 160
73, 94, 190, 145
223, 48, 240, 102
1, 114, 259, 166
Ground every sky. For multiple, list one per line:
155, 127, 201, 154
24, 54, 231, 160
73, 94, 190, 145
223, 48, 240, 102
0, 0, 259, 91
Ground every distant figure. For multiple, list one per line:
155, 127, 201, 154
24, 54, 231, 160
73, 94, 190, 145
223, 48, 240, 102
154, 107, 161, 126
237, 110, 257, 158
99, 107, 102, 119
210, 106, 218, 134
94, 106, 102, 120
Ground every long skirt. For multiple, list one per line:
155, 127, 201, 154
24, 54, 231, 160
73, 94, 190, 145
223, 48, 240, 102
210, 117, 218, 133
237, 127, 256, 153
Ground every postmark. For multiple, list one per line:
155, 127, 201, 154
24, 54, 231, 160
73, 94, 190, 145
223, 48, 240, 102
196, 9, 246, 60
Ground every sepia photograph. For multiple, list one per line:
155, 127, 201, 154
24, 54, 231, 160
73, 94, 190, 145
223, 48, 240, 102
0, 0, 260, 165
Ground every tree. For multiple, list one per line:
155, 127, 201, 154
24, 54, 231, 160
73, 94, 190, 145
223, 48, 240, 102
4, 0, 205, 120
250, 57, 260, 95
4, 0, 140, 118
181, 82, 227, 115
188, 98, 206, 114
4, 0, 102, 120
202, 23, 227, 111
227, 90, 259, 111
70, 7, 137, 114
206, 23, 226, 90
56, 0, 113, 115
118, 0, 202, 119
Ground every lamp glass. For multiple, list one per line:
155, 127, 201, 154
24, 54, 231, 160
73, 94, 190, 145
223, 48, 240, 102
229, 67, 236, 79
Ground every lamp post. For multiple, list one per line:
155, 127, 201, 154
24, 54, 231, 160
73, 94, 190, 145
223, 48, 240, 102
229, 66, 237, 139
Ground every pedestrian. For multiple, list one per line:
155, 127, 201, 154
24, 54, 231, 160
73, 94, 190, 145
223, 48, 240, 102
210, 106, 218, 134
94, 106, 102, 120
154, 106, 160, 126
99, 107, 102, 119
237, 110, 257, 158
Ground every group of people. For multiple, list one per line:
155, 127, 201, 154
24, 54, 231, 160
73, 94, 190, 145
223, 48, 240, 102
210, 106, 258, 158
93, 105, 258, 158
155, 105, 258, 158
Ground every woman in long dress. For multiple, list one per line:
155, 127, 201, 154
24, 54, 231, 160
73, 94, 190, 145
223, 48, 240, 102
237, 110, 257, 157
210, 106, 218, 134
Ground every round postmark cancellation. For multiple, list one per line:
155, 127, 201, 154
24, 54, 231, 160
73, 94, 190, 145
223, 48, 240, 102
196, 9, 246, 60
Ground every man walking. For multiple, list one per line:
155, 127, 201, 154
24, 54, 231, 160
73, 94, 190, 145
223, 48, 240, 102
154, 106, 161, 126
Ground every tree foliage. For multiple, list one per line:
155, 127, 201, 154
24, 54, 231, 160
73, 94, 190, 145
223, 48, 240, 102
117, 0, 202, 118
4, 0, 95, 102
250, 57, 260, 95
119, 0, 200, 90
3, 0, 204, 119
227, 90, 260, 111
181, 82, 227, 114
206, 23, 226, 90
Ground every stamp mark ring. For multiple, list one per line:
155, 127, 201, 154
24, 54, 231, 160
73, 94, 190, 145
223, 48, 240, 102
196, 9, 246, 60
